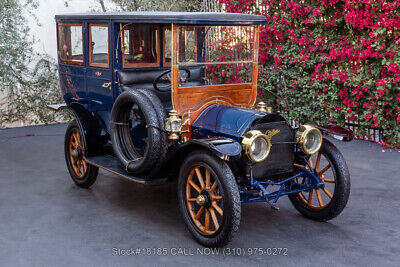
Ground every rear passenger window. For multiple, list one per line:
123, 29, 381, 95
121, 24, 160, 67
89, 24, 109, 68
58, 24, 84, 64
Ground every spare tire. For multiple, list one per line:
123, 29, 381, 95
138, 88, 168, 176
110, 90, 167, 176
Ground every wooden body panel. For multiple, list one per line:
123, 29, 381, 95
170, 24, 260, 140
175, 83, 253, 116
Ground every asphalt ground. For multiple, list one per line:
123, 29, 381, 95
0, 123, 399, 266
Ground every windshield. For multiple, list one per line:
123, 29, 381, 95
170, 24, 259, 120
173, 25, 256, 86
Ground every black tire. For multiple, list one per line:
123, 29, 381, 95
178, 150, 241, 247
288, 139, 350, 221
110, 90, 167, 176
64, 120, 98, 188
137, 89, 168, 176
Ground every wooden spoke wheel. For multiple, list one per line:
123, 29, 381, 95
178, 151, 241, 247
64, 121, 98, 188
186, 165, 224, 235
296, 149, 336, 210
68, 128, 87, 178
289, 139, 350, 221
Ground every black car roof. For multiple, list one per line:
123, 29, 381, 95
55, 11, 266, 25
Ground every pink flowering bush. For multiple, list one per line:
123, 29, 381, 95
204, 26, 253, 85
219, 0, 400, 148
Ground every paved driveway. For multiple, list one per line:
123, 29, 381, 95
0, 124, 399, 266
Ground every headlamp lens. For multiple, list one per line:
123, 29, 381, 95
251, 136, 269, 162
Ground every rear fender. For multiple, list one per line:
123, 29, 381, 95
48, 102, 105, 156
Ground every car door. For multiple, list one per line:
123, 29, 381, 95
57, 23, 86, 103
86, 22, 113, 132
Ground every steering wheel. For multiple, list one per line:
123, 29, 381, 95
153, 68, 191, 92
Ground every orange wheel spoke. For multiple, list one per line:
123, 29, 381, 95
308, 190, 313, 205
75, 162, 81, 176
70, 141, 77, 149
210, 181, 218, 193
323, 179, 335, 183
294, 163, 306, 168
189, 180, 201, 193
308, 157, 314, 169
80, 161, 85, 174
319, 164, 331, 176
212, 195, 222, 200
205, 169, 210, 189
315, 152, 321, 172
212, 202, 223, 216
316, 189, 324, 207
323, 187, 333, 199
72, 132, 79, 145
195, 167, 205, 189
82, 160, 87, 171
186, 182, 192, 201
76, 132, 82, 145
187, 198, 197, 202
204, 209, 210, 231
210, 208, 219, 230
195, 206, 204, 220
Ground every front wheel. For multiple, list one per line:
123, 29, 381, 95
289, 139, 350, 221
178, 151, 241, 247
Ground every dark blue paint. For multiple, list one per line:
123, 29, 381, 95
185, 138, 242, 157
239, 167, 324, 204
191, 104, 265, 140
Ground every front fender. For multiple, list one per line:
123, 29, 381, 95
188, 138, 242, 159
175, 138, 242, 161
316, 124, 354, 142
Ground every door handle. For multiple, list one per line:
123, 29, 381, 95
102, 82, 111, 88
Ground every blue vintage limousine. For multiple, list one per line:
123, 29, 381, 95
49, 12, 352, 247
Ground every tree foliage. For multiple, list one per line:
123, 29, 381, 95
220, 0, 400, 148
0, 0, 65, 127
109, 0, 203, 12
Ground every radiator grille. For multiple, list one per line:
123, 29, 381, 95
249, 121, 295, 179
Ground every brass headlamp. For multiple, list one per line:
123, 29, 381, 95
257, 101, 272, 113
165, 109, 182, 140
241, 130, 271, 162
295, 125, 323, 155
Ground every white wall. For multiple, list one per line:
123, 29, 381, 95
28, 0, 116, 59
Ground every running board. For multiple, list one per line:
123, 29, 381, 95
85, 155, 168, 185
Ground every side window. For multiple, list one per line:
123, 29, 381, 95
121, 24, 160, 67
163, 27, 172, 66
178, 27, 197, 63
89, 24, 109, 68
58, 23, 84, 64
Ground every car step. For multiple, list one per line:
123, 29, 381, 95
85, 155, 168, 185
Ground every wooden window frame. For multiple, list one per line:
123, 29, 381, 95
88, 23, 109, 68
122, 24, 160, 68
57, 23, 84, 65
171, 24, 260, 119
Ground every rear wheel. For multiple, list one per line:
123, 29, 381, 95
64, 121, 98, 188
178, 151, 241, 247
289, 139, 350, 221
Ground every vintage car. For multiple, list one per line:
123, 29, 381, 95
50, 12, 352, 247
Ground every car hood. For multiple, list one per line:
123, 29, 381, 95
191, 104, 267, 140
